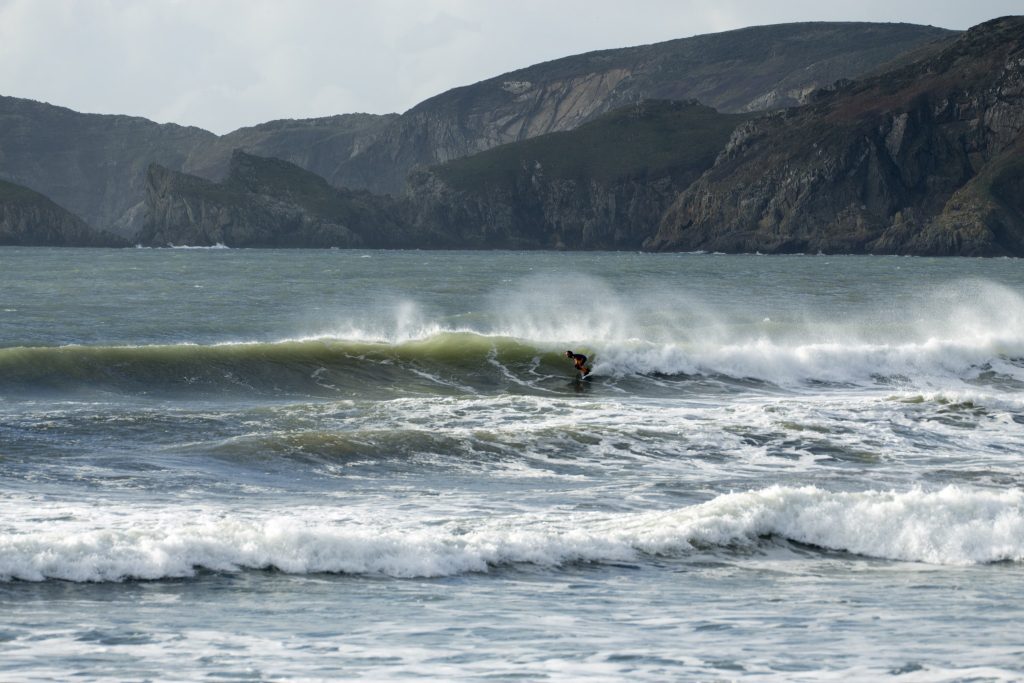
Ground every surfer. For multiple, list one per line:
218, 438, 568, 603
565, 350, 591, 377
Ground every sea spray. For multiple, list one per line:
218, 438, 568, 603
4, 328, 1024, 398
7, 250, 1024, 680
4, 486, 1021, 582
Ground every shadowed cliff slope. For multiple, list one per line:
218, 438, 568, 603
645, 16, 1024, 256
406, 100, 748, 249
0, 21, 954, 234
138, 151, 405, 248
141, 102, 747, 250
332, 22, 956, 194
0, 179, 126, 246
0, 96, 214, 237
180, 113, 399, 186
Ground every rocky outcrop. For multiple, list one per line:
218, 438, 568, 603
0, 180, 126, 246
140, 102, 748, 250
0, 96, 396, 237
333, 22, 956, 194
0, 21, 955, 233
0, 96, 216, 237
138, 151, 405, 248
646, 17, 1024, 256
883, 137, 1024, 255
180, 113, 398, 185
405, 101, 747, 249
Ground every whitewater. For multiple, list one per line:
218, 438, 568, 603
2, 248, 1024, 681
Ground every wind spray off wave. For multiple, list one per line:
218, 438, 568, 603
7, 250, 1024, 681
6, 278, 1024, 395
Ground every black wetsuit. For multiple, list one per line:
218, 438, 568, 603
569, 353, 589, 375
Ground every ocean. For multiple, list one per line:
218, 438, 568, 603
2, 247, 1023, 681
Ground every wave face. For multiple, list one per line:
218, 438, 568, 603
5, 252, 1024, 681
7, 271, 1024, 398
3, 327, 1024, 398
3, 486, 1021, 582
0, 334, 567, 398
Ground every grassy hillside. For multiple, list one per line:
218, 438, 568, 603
433, 100, 749, 193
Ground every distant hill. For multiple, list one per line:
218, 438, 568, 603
138, 151, 405, 248
645, 16, 1024, 256
330, 22, 957, 194
0, 179, 125, 246
406, 100, 749, 249
0, 96, 394, 237
139, 12, 1024, 258
179, 113, 399, 189
0, 21, 955, 235
0, 96, 215, 237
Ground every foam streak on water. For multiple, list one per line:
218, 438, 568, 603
3, 249, 1024, 681
3, 486, 1023, 583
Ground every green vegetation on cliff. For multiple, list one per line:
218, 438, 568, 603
647, 16, 1024, 256
0, 179, 125, 246
139, 151, 405, 248
337, 22, 955, 194
0, 21, 958, 234
433, 100, 748, 191
405, 100, 748, 250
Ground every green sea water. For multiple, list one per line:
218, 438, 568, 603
2, 247, 1024, 681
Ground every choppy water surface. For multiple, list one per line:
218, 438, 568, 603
2, 248, 1024, 681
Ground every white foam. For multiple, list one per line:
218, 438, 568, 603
2, 486, 1021, 582
289, 278, 1024, 388
169, 242, 230, 249
590, 334, 1024, 387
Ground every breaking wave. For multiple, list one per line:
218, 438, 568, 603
1, 327, 1022, 398
3, 486, 1022, 582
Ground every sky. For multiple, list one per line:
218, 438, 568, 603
0, 0, 1020, 135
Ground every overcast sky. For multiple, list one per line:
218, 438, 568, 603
0, 0, 1019, 135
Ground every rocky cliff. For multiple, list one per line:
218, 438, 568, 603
138, 151, 405, 248
0, 179, 125, 246
406, 101, 748, 249
332, 22, 956, 194
646, 16, 1024, 256
0, 22, 955, 234
144, 102, 747, 251
0, 96, 216, 237
180, 113, 398, 185
0, 96, 396, 237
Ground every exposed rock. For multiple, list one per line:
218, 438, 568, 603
0, 179, 126, 246
181, 113, 398, 184
405, 101, 747, 249
0, 22, 954, 232
138, 151, 405, 248
0, 96, 215, 237
334, 22, 956, 194
646, 16, 1024, 256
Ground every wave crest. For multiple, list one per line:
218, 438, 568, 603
3, 486, 1021, 582
3, 326, 1022, 398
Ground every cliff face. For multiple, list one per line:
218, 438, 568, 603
0, 96, 216, 237
140, 102, 747, 251
405, 101, 747, 249
0, 22, 954, 233
138, 151, 405, 248
0, 180, 125, 246
180, 113, 398, 183
334, 22, 956, 194
646, 17, 1024, 256
0, 96, 397, 236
